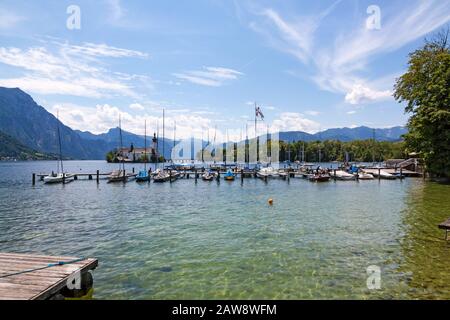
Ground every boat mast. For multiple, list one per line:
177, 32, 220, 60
213, 125, 217, 164
156, 120, 159, 169
201, 127, 204, 163
162, 108, 165, 166
56, 110, 63, 173
144, 119, 147, 171
119, 114, 124, 172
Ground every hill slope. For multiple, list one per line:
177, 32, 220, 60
0, 130, 56, 160
0, 87, 107, 159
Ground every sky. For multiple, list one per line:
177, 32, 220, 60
0, 0, 449, 141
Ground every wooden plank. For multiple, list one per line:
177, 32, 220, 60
0, 253, 98, 300
438, 218, 450, 230
32, 259, 98, 300
0, 252, 79, 261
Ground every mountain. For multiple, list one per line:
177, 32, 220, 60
278, 126, 407, 143
0, 87, 407, 160
75, 128, 175, 160
0, 87, 107, 159
0, 130, 56, 160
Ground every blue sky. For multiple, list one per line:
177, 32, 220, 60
0, 0, 449, 140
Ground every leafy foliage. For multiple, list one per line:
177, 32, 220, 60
394, 28, 450, 178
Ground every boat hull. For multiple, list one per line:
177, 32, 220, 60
43, 174, 74, 184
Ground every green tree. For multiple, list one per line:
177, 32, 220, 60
394, 28, 450, 178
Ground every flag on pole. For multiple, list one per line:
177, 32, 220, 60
255, 106, 264, 120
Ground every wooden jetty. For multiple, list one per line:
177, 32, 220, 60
438, 218, 450, 241
0, 252, 97, 300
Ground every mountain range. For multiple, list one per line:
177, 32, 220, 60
0, 87, 407, 160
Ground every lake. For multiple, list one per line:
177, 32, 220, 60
0, 160, 449, 299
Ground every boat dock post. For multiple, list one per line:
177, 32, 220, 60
438, 218, 450, 241
32, 173, 35, 186
241, 169, 244, 184
96, 170, 99, 183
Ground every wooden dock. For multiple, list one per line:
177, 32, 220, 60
0, 252, 98, 300
438, 218, 450, 241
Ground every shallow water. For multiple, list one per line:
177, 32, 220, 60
0, 161, 449, 299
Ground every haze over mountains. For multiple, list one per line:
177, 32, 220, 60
0, 87, 407, 160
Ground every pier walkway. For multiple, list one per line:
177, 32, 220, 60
0, 252, 97, 300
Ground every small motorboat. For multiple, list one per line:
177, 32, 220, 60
43, 172, 74, 184
278, 170, 288, 179
378, 170, 397, 180
308, 174, 331, 182
136, 170, 150, 182
257, 167, 279, 179
153, 169, 171, 183
357, 172, 374, 180
108, 170, 127, 183
224, 169, 235, 181
202, 170, 216, 181
334, 170, 356, 181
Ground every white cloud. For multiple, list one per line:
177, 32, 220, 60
62, 42, 148, 58
347, 110, 356, 115
305, 110, 321, 116
51, 103, 214, 139
0, 41, 150, 98
344, 84, 391, 105
271, 112, 320, 133
174, 66, 243, 87
129, 103, 145, 111
248, 0, 450, 104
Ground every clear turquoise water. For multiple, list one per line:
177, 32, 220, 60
0, 161, 449, 299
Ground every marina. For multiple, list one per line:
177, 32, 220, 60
31, 158, 424, 185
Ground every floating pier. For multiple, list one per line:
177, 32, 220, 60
0, 252, 98, 300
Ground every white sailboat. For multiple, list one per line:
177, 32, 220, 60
108, 115, 127, 183
44, 111, 74, 184
257, 167, 279, 179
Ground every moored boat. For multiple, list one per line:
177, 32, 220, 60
257, 167, 279, 179
357, 172, 374, 180
334, 170, 356, 181
108, 170, 127, 183
136, 170, 150, 182
44, 173, 75, 184
224, 169, 235, 181
202, 170, 216, 181
153, 169, 171, 183
136, 120, 150, 182
308, 174, 331, 182
43, 110, 73, 184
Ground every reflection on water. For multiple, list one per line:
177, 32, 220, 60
0, 161, 449, 299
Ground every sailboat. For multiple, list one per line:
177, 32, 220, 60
44, 111, 74, 184
153, 109, 171, 183
136, 120, 150, 182
108, 115, 127, 183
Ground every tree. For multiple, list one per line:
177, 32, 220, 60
394, 28, 450, 178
